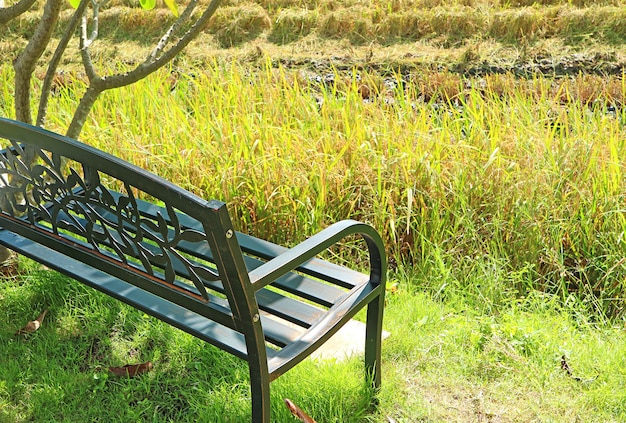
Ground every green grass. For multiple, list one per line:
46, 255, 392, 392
0, 260, 372, 422
2, 258, 626, 421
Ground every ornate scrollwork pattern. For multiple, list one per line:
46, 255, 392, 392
0, 140, 217, 301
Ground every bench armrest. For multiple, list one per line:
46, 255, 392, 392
248, 220, 385, 291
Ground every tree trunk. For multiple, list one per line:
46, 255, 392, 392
0, 0, 38, 26
13, 0, 63, 124
66, 85, 102, 139
37, 0, 90, 127
2, 0, 63, 265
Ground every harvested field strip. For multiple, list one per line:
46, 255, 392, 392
5, 4, 626, 47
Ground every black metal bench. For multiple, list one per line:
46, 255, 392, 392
0, 118, 386, 422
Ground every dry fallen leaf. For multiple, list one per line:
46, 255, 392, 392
284, 398, 317, 423
0, 257, 20, 277
15, 310, 48, 336
108, 362, 153, 377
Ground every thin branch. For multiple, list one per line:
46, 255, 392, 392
81, 0, 100, 50
146, 0, 199, 64
0, 0, 37, 25
86, 0, 101, 46
80, 2, 99, 82
67, 0, 222, 139
37, 0, 91, 127
101, 0, 222, 89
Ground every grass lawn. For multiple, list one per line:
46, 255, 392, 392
2, 258, 626, 422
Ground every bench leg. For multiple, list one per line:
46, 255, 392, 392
250, 364, 271, 423
364, 290, 384, 397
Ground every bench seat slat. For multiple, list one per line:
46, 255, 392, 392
0, 228, 304, 353
180, 237, 346, 308
91, 199, 350, 308
47, 209, 329, 329
260, 314, 303, 348
112, 194, 365, 289
255, 288, 324, 329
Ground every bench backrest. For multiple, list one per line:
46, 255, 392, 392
0, 118, 256, 332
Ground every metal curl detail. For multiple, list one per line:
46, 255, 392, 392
0, 140, 218, 300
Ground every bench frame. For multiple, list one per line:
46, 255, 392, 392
0, 118, 386, 422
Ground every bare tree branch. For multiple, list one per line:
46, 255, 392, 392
82, 0, 101, 49
66, 84, 101, 138
0, 0, 37, 25
37, 0, 91, 127
99, 0, 221, 88
66, 0, 223, 138
146, 0, 198, 64
13, 0, 63, 124
79, 2, 99, 82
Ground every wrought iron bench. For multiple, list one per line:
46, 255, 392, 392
0, 118, 386, 422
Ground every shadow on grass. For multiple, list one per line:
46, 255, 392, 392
0, 261, 377, 422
